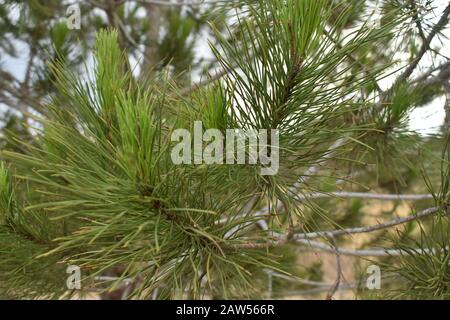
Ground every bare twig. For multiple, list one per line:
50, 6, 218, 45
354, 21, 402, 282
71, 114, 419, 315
391, 2, 450, 88
235, 206, 443, 254
292, 206, 440, 240
217, 192, 433, 225
180, 67, 230, 96
409, 0, 428, 47
411, 60, 450, 84
325, 236, 341, 300
294, 191, 434, 202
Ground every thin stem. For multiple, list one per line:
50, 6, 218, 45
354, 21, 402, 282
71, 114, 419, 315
217, 192, 433, 225
235, 206, 443, 252
293, 206, 440, 240
294, 191, 434, 201
295, 239, 446, 257
325, 235, 341, 300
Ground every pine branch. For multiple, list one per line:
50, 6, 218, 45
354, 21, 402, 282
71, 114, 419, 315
230, 138, 345, 236
283, 276, 399, 296
180, 66, 230, 96
409, 0, 428, 47
2, 1, 448, 299
390, 2, 450, 89
323, 29, 382, 94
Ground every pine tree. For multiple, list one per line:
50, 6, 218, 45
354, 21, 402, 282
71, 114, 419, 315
0, 0, 450, 300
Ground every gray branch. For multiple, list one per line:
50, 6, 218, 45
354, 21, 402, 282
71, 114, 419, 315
391, 2, 450, 87
292, 206, 440, 240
